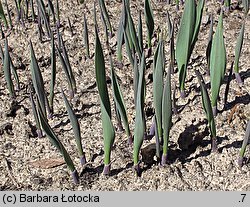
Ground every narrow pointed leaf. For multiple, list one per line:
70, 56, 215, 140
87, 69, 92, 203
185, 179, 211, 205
176, 0, 196, 94
133, 56, 139, 106
238, 121, 250, 167
49, 36, 56, 113
30, 93, 42, 138
0, 44, 19, 89
30, 41, 50, 117
37, 100, 79, 183
166, 11, 175, 72
37, 0, 51, 37
83, 13, 90, 58
123, 23, 134, 66
191, 0, 205, 50
95, 25, 115, 173
98, 0, 112, 36
126, 4, 141, 58
48, 0, 56, 24
234, 22, 245, 84
5, 0, 12, 28
3, 38, 15, 97
153, 40, 164, 151
62, 90, 86, 166
144, 0, 154, 48
206, 14, 213, 71
162, 65, 172, 164
116, 2, 126, 61
0, 0, 8, 27
61, 36, 76, 94
138, 11, 143, 52
110, 54, 131, 141
210, 12, 227, 113
56, 45, 74, 98
133, 53, 146, 168
195, 70, 217, 152
242, 0, 249, 14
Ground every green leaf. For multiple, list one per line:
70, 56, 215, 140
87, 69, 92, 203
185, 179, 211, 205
117, 0, 126, 61
176, 0, 196, 93
62, 90, 86, 165
133, 56, 139, 106
30, 41, 50, 117
30, 93, 42, 138
238, 121, 250, 167
83, 13, 90, 58
1, 43, 20, 91
56, 44, 74, 98
37, 0, 51, 37
3, 38, 15, 98
191, 0, 205, 51
206, 14, 213, 71
137, 10, 143, 52
55, 0, 60, 26
95, 25, 115, 170
195, 70, 217, 152
242, 0, 249, 14
110, 55, 131, 141
49, 36, 56, 113
60, 35, 76, 95
166, 11, 175, 71
123, 22, 134, 67
210, 12, 227, 111
48, 0, 56, 24
37, 98, 78, 183
127, 4, 141, 58
5, 0, 12, 28
133, 53, 146, 166
162, 65, 172, 159
98, 0, 112, 36
153, 40, 164, 151
0, 0, 8, 27
234, 23, 245, 74
144, 0, 154, 48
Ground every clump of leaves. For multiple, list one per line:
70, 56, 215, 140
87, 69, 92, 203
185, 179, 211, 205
110, 53, 132, 144
175, 0, 204, 98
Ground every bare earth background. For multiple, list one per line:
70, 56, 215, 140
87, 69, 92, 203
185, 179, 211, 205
0, 0, 249, 190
